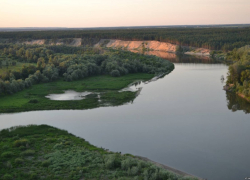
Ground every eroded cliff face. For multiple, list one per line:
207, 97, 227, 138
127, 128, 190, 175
95, 39, 211, 56
22, 38, 211, 56
22, 38, 82, 46
95, 39, 177, 52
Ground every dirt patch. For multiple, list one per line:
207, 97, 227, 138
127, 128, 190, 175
70, 38, 81, 46
185, 48, 210, 56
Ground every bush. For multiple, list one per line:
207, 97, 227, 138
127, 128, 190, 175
30, 172, 38, 179
2, 174, 13, 180
105, 155, 115, 169
1, 151, 14, 158
14, 139, 29, 147
42, 160, 50, 167
131, 166, 139, 176
15, 158, 24, 164
21, 149, 35, 156
110, 70, 120, 77
28, 99, 39, 103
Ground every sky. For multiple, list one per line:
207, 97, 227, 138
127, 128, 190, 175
1, 0, 250, 28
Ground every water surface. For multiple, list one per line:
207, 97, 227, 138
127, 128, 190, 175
1, 54, 250, 180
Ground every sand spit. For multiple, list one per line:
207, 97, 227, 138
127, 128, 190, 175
184, 48, 210, 56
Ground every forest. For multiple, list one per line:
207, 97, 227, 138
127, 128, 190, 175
0, 27, 250, 51
226, 45, 250, 101
0, 44, 174, 95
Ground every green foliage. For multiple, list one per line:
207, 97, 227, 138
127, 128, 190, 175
2, 174, 13, 180
0, 125, 198, 180
28, 99, 39, 103
0, 45, 173, 96
15, 158, 24, 164
13, 139, 29, 147
226, 45, 250, 100
21, 149, 35, 156
0, 73, 154, 113
111, 69, 121, 77
1, 151, 14, 158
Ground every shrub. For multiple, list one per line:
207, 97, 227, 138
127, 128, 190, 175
2, 174, 13, 180
21, 149, 35, 156
110, 70, 120, 77
1, 151, 14, 158
42, 160, 50, 167
28, 99, 39, 103
2, 145, 9, 150
82, 167, 89, 173
6, 161, 12, 168
121, 157, 137, 170
30, 172, 38, 179
130, 166, 139, 176
105, 155, 115, 169
15, 158, 24, 164
19, 145, 26, 150
14, 139, 29, 147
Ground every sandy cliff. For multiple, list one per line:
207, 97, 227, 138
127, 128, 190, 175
95, 39, 177, 52
22, 38, 211, 57
23, 38, 82, 46
95, 39, 210, 56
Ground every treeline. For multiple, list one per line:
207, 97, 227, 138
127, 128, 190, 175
226, 45, 250, 99
1, 27, 250, 51
0, 45, 174, 95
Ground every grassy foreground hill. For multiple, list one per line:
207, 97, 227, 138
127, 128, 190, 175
0, 125, 198, 180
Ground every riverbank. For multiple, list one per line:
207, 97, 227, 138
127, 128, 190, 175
223, 84, 250, 103
0, 73, 155, 113
136, 156, 204, 180
95, 39, 211, 57
0, 125, 199, 180
15, 38, 212, 57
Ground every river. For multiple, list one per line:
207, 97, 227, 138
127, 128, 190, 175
1, 53, 250, 180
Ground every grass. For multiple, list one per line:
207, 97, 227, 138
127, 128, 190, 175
0, 125, 198, 180
0, 73, 154, 113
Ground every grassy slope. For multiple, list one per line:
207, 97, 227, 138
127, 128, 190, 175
0, 73, 154, 113
0, 125, 197, 180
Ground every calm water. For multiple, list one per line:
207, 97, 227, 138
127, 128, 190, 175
1, 54, 250, 180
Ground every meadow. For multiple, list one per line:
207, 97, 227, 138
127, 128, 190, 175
0, 73, 154, 113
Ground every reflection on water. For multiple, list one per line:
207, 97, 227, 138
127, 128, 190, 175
132, 50, 220, 64
46, 90, 93, 100
226, 92, 250, 113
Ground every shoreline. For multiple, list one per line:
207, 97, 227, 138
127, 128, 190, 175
136, 156, 204, 180
223, 85, 250, 103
